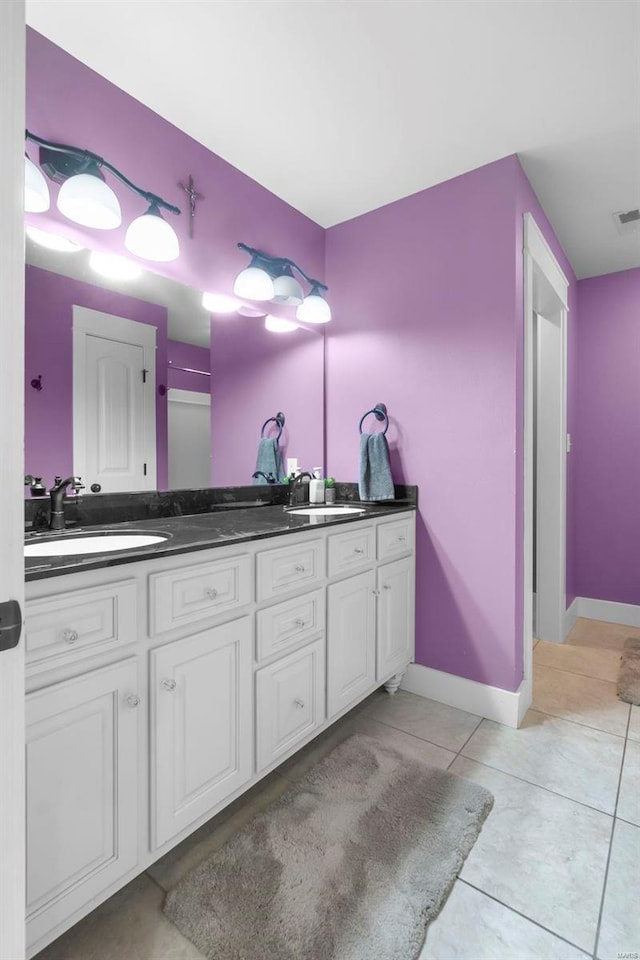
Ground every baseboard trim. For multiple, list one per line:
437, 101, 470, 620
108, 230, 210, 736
565, 598, 580, 637
565, 597, 640, 633
401, 663, 526, 728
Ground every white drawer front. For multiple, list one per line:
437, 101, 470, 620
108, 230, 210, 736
256, 639, 325, 772
149, 554, 251, 636
377, 516, 414, 562
256, 589, 325, 662
328, 525, 375, 578
256, 539, 324, 602
25, 580, 137, 673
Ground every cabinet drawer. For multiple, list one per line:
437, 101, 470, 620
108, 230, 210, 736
149, 554, 251, 636
25, 580, 137, 674
328, 525, 375, 578
256, 539, 324, 602
256, 639, 325, 772
377, 516, 414, 561
256, 589, 325, 662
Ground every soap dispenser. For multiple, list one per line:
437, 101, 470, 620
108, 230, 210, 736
309, 468, 325, 504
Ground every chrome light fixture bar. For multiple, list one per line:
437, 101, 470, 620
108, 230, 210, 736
234, 242, 331, 323
25, 130, 181, 261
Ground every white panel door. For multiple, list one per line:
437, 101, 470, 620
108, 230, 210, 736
327, 570, 376, 718
73, 306, 157, 492
26, 660, 140, 951
151, 617, 252, 848
376, 557, 414, 681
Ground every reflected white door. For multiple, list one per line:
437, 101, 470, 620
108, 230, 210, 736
167, 389, 211, 489
73, 306, 157, 492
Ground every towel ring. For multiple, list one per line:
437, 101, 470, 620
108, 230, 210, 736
359, 403, 389, 435
260, 411, 285, 441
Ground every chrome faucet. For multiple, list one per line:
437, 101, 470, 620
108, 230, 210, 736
288, 472, 313, 507
49, 476, 84, 531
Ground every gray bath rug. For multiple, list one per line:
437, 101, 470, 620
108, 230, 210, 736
618, 637, 640, 705
163, 733, 493, 960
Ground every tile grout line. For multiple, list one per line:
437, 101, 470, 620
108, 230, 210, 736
591, 705, 632, 960
457, 878, 592, 958
526, 699, 630, 739
534, 658, 624, 685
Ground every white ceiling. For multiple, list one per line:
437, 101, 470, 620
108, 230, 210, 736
26, 0, 640, 279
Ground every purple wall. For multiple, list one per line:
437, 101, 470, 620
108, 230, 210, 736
573, 268, 640, 605
167, 340, 211, 394
211, 316, 325, 486
25, 29, 325, 319
325, 155, 576, 692
25, 265, 169, 489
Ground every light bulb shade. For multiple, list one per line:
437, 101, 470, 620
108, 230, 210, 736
89, 250, 141, 280
24, 155, 50, 212
125, 206, 179, 262
233, 262, 274, 301
57, 169, 121, 229
296, 287, 331, 324
272, 267, 304, 306
26, 226, 83, 252
265, 315, 298, 333
202, 292, 239, 313
237, 304, 267, 318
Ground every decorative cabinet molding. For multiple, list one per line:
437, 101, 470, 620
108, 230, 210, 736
24, 511, 415, 957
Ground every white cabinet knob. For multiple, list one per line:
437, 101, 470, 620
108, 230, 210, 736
294, 618, 306, 628
204, 587, 218, 601
354, 547, 364, 554
126, 694, 141, 708
294, 564, 306, 573
372, 589, 380, 597
63, 628, 79, 645
161, 678, 176, 691
397, 536, 406, 543
383, 584, 392, 590
294, 698, 305, 709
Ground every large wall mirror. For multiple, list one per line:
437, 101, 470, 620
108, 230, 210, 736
24, 237, 325, 495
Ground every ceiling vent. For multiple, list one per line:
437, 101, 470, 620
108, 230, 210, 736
613, 209, 640, 236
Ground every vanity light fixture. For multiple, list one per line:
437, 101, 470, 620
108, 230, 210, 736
26, 225, 83, 252
24, 154, 50, 212
264, 315, 298, 333
24, 131, 181, 260
89, 250, 141, 281
234, 243, 330, 321
202, 292, 240, 314
237, 304, 267, 318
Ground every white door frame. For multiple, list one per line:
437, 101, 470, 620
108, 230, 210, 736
73, 306, 157, 491
522, 213, 569, 714
0, 3, 26, 957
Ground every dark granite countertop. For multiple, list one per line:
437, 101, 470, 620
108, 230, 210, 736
25, 500, 416, 582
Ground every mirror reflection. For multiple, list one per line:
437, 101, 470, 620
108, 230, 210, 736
24, 234, 325, 495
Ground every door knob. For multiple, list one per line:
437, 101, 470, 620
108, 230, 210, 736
126, 694, 141, 708
161, 678, 176, 691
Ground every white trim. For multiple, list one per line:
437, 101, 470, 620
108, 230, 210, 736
568, 597, 640, 631
524, 213, 569, 310
167, 388, 210, 406
401, 663, 525, 728
0, 3, 26, 956
565, 597, 580, 638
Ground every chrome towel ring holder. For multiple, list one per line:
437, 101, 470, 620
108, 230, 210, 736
359, 403, 389, 435
260, 412, 285, 441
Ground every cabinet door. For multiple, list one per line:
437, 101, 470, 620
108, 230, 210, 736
377, 557, 415, 681
151, 617, 252, 848
327, 570, 376, 718
26, 660, 139, 951
256, 639, 325, 772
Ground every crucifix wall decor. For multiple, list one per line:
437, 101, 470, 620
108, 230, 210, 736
178, 175, 204, 239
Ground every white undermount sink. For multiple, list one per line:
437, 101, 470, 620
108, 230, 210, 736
24, 533, 169, 558
288, 506, 366, 517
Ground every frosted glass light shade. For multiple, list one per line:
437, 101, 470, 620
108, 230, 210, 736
233, 265, 274, 301
265, 315, 297, 333
272, 269, 304, 306
237, 305, 267, 318
57, 172, 121, 229
296, 288, 331, 324
89, 250, 141, 280
26, 226, 83, 252
24, 155, 50, 212
202, 292, 239, 313
125, 206, 179, 262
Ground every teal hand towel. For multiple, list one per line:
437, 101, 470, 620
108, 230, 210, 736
254, 438, 283, 484
359, 433, 395, 501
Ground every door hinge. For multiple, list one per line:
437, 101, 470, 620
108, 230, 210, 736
142, 368, 148, 384
143, 463, 147, 476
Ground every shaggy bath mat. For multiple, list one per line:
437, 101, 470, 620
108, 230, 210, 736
618, 637, 640, 705
163, 733, 493, 960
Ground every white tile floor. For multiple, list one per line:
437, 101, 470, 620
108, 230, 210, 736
36, 618, 640, 960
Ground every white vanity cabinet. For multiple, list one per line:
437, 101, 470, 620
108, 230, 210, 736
24, 509, 415, 956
